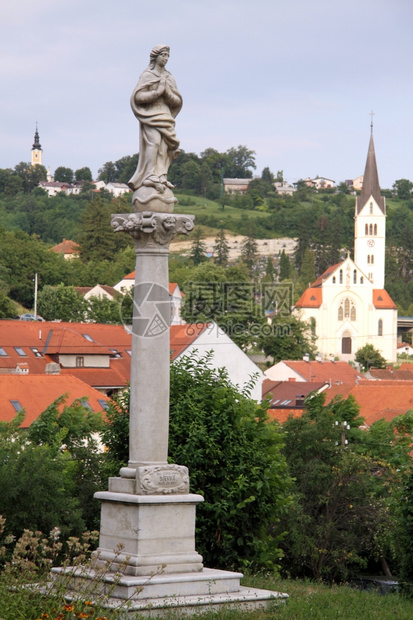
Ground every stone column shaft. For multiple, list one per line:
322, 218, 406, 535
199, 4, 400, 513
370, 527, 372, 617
129, 246, 170, 467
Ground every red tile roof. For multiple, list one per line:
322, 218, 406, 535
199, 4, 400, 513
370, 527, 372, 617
294, 287, 322, 308
43, 328, 113, 355
373, 289, 397, 309
263, 380, 327, 407
0, 320, 209, 390
311, 262, 344, 288
324, 381, 413, 427
281, 360, 362, 385
369, 368, 413, 381
0, 374, 109, 426
169, 323, 209, 358
51, 239, 80, 255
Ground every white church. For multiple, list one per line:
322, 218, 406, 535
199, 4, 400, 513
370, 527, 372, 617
293, 126, 398, 362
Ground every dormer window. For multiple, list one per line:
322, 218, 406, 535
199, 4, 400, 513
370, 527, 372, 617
14, 347, 26, 357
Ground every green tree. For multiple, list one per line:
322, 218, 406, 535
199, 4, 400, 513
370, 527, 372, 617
279, 250, 291, 281
75, 167, 93, 182
77, 195, 119, 263
259, 314, 317, 363
214, 229, 230, 267
37, 284, 85, 322
261, 167, 275, 185
397, 467, 413, 597
54, 166, 74, 183
181, 160, 201, 191
393, 179, 413, 200
279, 393, 391, 581
240, 231, 259, 273
97, 161, 118, 183
355, 343, 387, 370
189, 229, 207, 265
225, 145, 256, 178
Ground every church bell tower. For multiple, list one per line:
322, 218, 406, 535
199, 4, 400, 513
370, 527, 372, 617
353, 119, 386, 289
31, 124, 43, 167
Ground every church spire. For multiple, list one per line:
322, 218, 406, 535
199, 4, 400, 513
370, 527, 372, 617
31, 123, 43, 167
356, 119, 385, 214
32, 123, 42, 151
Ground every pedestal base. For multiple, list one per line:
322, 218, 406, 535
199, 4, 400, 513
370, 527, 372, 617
51, 566, 288, 617
93, 490, 204, 576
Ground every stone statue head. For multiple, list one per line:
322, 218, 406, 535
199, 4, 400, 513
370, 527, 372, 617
149, 45, 170, 68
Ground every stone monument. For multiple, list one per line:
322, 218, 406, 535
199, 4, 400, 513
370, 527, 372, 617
55, 45, 287, 615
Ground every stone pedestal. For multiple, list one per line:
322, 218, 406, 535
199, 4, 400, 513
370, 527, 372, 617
93, 491, 204, 576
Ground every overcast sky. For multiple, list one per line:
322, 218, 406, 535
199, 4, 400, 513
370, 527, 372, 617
1, 0, 411, 188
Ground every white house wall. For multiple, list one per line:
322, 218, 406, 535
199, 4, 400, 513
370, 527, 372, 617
176, 322, 264, 402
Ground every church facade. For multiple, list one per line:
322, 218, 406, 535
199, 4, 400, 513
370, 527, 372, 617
293, 128, 398, 362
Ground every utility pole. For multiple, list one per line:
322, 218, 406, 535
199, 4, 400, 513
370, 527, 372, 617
34, 273, 38, 319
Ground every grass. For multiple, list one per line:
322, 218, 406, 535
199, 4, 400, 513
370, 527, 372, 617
2, 573, 413, 619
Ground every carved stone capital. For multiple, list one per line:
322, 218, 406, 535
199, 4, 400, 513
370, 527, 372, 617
111, 212, 195, 250
136, 464, 190, 495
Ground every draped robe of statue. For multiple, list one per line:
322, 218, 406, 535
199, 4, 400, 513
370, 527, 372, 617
128, 66, 182, 192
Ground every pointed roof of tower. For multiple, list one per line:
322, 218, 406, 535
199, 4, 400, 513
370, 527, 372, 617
32, 124, 42, 151
356, 125, 385, 214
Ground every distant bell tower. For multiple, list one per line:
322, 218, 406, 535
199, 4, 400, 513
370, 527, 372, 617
31, 124, 43, 167
353, 116, 386, 289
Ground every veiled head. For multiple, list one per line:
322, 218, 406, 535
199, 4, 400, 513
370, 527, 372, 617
149, 45, 170, 67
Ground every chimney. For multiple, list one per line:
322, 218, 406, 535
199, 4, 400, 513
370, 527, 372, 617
316, 353, 322, 363
288, 377, 296, 382
45, 362, 60, 375
303, 353, 310, 363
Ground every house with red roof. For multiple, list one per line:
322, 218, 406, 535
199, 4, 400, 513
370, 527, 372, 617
0, 374, 109, 427
293, 127, 397, 363
0, 320, 263, 401
264, 359, 363, 386
51, 238, 80, 260
263, 378, 328, 423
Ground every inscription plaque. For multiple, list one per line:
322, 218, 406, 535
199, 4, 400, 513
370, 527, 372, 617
136, 464, 189, 495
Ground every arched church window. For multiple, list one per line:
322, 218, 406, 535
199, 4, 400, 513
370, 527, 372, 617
339, 269, 343, 284
369, 223, 373, 235
371, 255, 374, 264
365, 223, 368, 235
344, 298, 350, 317
367, 255, 370, 264
374, 223, 377, 235
378, 319, 383, 336
332, 276, 336, 283
353, 269, 357, 284
370, 202, 373, 214
360, 276, 364, 283
339, 298, 356, 321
